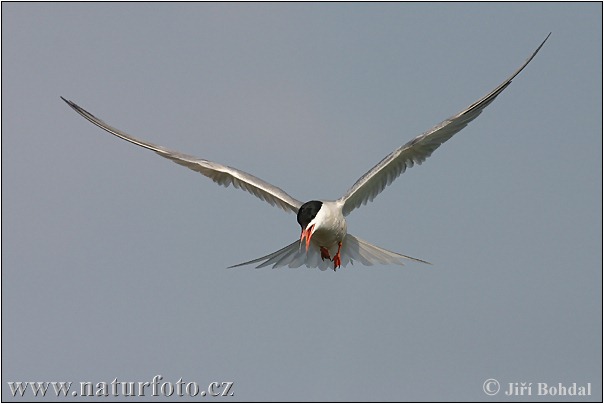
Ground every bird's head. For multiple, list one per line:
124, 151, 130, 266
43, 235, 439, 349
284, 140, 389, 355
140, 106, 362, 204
297, 200, 323, 251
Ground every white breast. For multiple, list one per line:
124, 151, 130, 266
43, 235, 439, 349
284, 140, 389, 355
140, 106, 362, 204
309, 201, 347, 249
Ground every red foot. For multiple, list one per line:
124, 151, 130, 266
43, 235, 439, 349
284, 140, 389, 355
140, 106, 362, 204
332, 242, 343, 270
320, 247, 331, 261
332, 254, 341, 270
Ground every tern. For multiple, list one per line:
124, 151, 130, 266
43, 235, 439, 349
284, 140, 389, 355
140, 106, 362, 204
62, 34, 549, 271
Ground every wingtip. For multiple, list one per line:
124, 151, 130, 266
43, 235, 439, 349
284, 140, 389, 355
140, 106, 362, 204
226, 261, 246, 269
60, 96, 76, 109
533, 33, 551, 56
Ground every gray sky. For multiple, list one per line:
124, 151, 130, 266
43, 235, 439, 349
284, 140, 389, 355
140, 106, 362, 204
2, 2, 601, 402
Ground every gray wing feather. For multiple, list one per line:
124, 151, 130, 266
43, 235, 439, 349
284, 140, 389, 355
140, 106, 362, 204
61, 97, 303, 213
339, 34, 550, 216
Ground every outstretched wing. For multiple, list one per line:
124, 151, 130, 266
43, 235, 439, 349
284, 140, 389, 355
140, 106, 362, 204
61, 97, 303, 213
228, 233, 429, 270
339, 34, 550, 216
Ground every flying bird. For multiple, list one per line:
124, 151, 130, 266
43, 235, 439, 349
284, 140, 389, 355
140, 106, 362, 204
61, 34, 549, 271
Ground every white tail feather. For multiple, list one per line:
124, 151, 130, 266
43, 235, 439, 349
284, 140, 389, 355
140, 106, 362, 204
228, 234, 430, 270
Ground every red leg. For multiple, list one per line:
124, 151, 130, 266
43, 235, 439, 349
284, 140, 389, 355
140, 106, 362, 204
332, 242, 342, 270
320, 247, 331, 261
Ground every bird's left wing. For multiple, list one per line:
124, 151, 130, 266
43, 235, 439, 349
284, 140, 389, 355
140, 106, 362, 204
338, 34, 550, 216
61, 97, 303, 213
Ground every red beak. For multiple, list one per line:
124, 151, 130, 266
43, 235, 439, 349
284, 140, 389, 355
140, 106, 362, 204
300, 224, 315, 252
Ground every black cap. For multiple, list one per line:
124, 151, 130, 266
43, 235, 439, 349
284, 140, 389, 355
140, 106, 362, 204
296, 201, 322, 229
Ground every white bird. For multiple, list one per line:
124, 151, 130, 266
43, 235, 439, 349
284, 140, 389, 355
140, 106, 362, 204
61, 34, 549, 271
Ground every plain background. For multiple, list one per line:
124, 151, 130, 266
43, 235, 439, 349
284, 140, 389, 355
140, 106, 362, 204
2, 3, 602, 402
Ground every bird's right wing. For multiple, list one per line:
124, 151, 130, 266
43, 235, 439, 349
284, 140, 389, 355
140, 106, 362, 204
338, 34, 550, 216
61, 97, 303, 214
